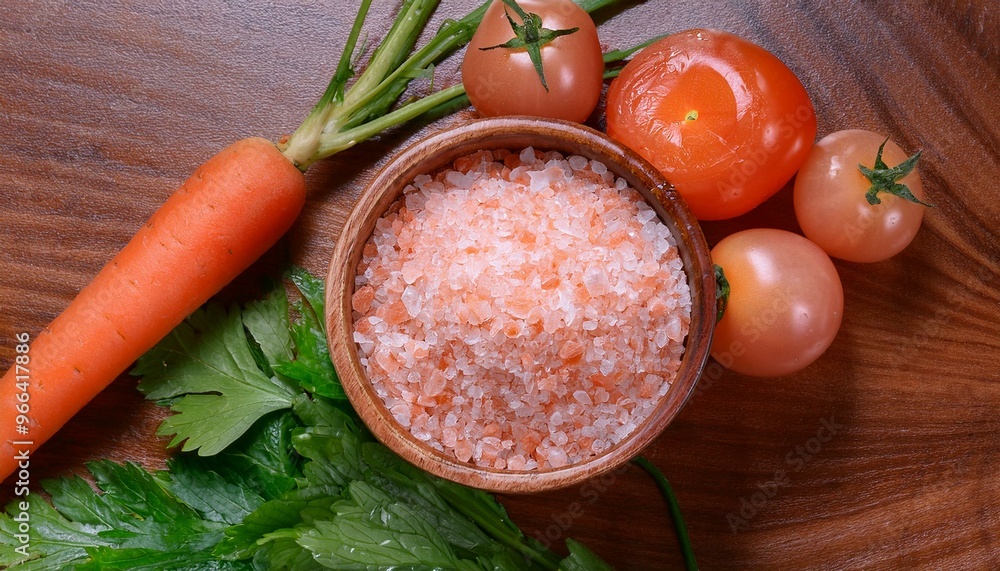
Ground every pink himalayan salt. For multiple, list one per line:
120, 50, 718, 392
353, 148, 691, 471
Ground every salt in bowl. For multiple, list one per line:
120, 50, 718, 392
326, 116, 714, 493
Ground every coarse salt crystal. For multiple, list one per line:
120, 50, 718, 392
583, 267, 611, 297
354, 148, 691, 471
568, 155, 588, 171
546, 446, 569, 468
573, 390, 593, 406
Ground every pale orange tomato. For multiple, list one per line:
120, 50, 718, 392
711, 229, 844, 377
794, 130, 927, 263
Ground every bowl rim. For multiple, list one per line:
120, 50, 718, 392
326, 116, 715, 493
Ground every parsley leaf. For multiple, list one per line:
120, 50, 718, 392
134, 303, 298, 456
1, 460, 232, 570
242, 284, 295, 375
0, 497, 100, 569
274, 267, 346, 401
299, 491, 461, 569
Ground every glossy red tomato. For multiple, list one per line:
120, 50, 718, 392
794, 129, 927, 263
711, 229, 844, 377
606, 29, 817, 220
461, 0, 604, 123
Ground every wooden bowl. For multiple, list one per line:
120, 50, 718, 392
326, 116, 715, 493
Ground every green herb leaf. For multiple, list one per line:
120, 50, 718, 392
360, 444, 497, 557
164, 458, 265, 526
134, 303, 298, 456
75, 546, 250, 571
288, 265, 328, 331
291, 397, 367, 490
0, 496, 101, 569
242, 285, 295, 375
559, 539, 615, 571
1, 460, 238, 570
274, 294, 345, 401
18, 269, 613, 571
298, 491, 460, 569
190, 410, 300, 501
860, 138, 932, 207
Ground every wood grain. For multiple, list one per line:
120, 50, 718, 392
1, 0, 998, 569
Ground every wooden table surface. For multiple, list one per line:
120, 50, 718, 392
1, 1, 998, 568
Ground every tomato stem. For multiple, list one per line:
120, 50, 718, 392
714, 264, 730, 323
480, 0, 581, 92
860, 138, 933, 207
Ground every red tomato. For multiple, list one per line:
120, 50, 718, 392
794, 129, 927, 263
461, 0, 604, 123
606, 29, 817, 220
711, 229, 844, 377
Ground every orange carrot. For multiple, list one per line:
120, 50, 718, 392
0, 137, 305, 480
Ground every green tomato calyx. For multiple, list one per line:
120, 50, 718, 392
480, 0, 580, 92
859, 138, 933, 207
714, 264, 730, 323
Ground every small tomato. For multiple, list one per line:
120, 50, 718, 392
461, 0, 604, 123
711, 229, 844, 377
794, 129, 928, 263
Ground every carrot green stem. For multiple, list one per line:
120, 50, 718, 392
282, 0, 625, 171
318, 83, 468, 156
344, 0, 437, 112
336, 2, 489, 133
328, 0, 372, 105
633, 456, 698, 571
282, 0, 374, 169
602, 34, 667, 79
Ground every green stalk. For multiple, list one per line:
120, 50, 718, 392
338, 2, 490, 132
603, 34, 667, 79
633, 456, 698, 571
433, 481, 562, 570
342, 0, 438, 112
328, 0, 374, 104
318, 83, 468, 156
575, 0, 619, 12
282, 0, 373, 168
283, 0, 625, 171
